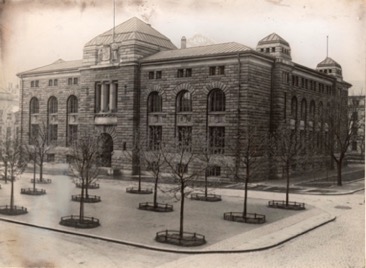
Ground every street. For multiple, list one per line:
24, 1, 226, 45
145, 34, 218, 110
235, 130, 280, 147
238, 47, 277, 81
0, 186, 364, 268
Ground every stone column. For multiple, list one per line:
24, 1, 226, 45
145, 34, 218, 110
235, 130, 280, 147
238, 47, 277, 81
101, 83, 108, 112
110, 83, 116, 112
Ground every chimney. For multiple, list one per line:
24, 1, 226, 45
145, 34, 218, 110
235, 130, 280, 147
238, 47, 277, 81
181, 36, 186, 49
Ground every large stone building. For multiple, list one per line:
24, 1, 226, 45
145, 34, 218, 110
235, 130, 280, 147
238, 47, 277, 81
347, 95, 365, 162
17, 17, 351, 179
0, 84, 20, 141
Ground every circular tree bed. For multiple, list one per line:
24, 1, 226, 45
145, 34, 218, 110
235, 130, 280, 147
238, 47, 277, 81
138, 202, 173, 212
223, 212, 266, 224
59, 215, 100, 228
0, 205, 28, 215
75, 182, 100, 189
30, 178, 52, 184
190, 193, 222, 202
21, 188, 46, 195
268, 200, 306, 210
126, 187, 153, 194
155, 230, 206, 247
71, 194, 101, 203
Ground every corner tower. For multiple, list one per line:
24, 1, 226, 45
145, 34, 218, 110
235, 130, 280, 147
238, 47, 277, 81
316, 57, 343, 81
256, 33, 292, 61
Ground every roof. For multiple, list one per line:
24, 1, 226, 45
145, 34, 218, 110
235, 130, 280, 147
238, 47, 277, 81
85, 17, 177, 50
258, 33, 290, 46
142, 42, 252, 62
317, 57, 342, 68
17, 59, 83, 76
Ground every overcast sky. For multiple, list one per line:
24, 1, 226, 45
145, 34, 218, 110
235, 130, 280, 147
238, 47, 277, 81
1, 0, 365, 94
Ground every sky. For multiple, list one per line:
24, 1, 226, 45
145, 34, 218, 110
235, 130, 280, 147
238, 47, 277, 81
0, 0, 365, 94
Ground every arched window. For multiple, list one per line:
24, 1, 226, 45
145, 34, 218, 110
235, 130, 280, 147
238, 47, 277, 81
208, 89, 225, 112
291, 96, 297, 119
309, 100, 315, 120
176, 90, 192, 112
148, 92, 162, 113
301, 99, 307, 120
48, 96, 58, 114
67, 95, 78, 113
30, 97, 39, 114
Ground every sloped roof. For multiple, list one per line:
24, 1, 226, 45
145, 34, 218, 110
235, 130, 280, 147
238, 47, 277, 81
85, 17, 177, 50
142, 42, 252, 62
17, 59, 83, 76
258, 33, 290, 46
317, 57, 342, 68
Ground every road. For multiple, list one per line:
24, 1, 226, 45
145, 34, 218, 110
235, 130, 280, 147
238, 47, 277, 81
0, 190, 364, 268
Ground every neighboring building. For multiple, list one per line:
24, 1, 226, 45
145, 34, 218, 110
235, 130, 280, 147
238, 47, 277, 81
347, 95, 365, 162
17, 17, 351, 179
0, 84, 19, 140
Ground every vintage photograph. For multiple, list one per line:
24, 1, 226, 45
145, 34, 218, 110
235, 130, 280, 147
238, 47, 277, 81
0, 0, 365, 267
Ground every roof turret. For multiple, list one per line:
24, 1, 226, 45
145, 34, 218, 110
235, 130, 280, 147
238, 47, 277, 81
256, 33, 291, 61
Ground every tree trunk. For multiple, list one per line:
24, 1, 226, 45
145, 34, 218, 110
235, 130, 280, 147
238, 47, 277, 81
33, 158, 36, 191
153, 175, 158, 207
204, 170, 208, 198
10, 168, 14, 210
285, 164, 290, 206
4, 164, 8, 184
179, 184, 185, 238
336, 160, 343, 186
243, 166, 249, 219
39, 159, 43, 182
79, 180, 85, 223
138, 165, 141, 192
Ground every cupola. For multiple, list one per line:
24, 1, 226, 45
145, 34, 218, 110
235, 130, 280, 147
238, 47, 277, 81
256, 33, 291, 60
316, 57, 343, 80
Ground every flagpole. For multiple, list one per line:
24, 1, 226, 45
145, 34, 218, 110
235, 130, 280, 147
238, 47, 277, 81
113, 0, 115, 42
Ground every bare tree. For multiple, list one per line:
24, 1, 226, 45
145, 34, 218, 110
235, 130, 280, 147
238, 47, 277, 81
161, 127, 202, 237
270, 126, 304, 206
68, 131, 100, 222
224, 126, 267, 220
0, 133, 28, 211
324, 99, 364, 186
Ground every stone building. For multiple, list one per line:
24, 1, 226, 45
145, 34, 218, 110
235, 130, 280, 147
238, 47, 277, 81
17, 17, 351, 179
0, 84, 19, 141
347, 95, 365, 162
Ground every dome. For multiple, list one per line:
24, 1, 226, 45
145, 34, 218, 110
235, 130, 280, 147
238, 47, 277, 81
258, 33, 290, 46
256, 33, 291, 61
316, 57, 343, 80
316, 57, 341, 68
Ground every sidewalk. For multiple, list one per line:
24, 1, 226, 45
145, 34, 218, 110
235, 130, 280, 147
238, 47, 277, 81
0, 172, 338, 254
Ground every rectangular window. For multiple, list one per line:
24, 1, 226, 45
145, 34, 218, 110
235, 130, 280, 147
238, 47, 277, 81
73, 78, 78, 85
31, 81, 34, 87
271, 47, 275, 52
48, 80, 53, 86
209, 127, 225, 154
54, 79, 58, 86
185, 68, 192, 77
156, 71, 162, 79
68, 125, 78, 146
148, 126, 162, 151
206, 165, 221, 176
176, 163, 188, 174
284, 93, 287, 119
47, 154, 55, 162
218, 66, 225, 75
209, 66, 216, 76
95, 83, 101, 113
68, 78, 73, 85
149, 71, 154, 79
177, 69, 184, 78
49, 124, 58, 143
177, 126, 192, 152
35, 80, 39, 87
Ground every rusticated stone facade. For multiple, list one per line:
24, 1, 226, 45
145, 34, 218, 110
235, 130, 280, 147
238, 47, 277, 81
17, 17, 351, 180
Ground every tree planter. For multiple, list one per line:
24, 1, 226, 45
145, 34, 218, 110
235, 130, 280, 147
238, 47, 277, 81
268, 200, 306, 210
21, 188, 46, 195
190, 193, 222, 202
71, 194, 101, 203
223, 212, 266, 224
155, 230, 206, 247
59, 215, 100, 228
30, 178, 52, 184
126, 187, 153, 194
0, 205, 28, 215
138, 202, 173, 212
75, 182, 99, 189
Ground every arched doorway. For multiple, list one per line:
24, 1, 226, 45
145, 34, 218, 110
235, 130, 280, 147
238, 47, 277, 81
98, 133, 113, 167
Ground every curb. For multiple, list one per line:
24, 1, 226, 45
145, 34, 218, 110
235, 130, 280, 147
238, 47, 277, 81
0, 214, 336, 254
